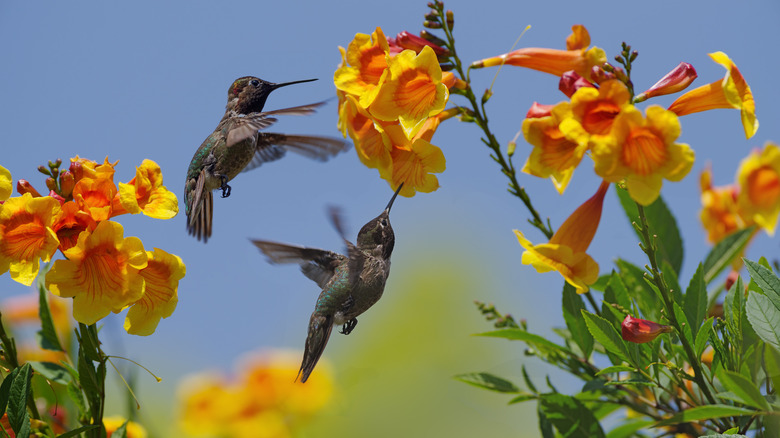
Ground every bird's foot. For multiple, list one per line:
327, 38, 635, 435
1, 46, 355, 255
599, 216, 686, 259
219, 175, 231, 198
340, 318, 358, 335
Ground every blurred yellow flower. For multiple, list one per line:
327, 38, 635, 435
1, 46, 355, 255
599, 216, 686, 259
515, 181, 609, 293
668, 52, 757, 139
0, 164, 11, 200
0, 193, 61, 286
522, 101, 589, 194
735, 142, 780, 235
115, 159, 179, 219
592, 105, 694, 205
46, 220, 148, 325
471, 25, 607, 79
104, 416, 148, 438
124, 248, 185, 336
700, 167, 741, 243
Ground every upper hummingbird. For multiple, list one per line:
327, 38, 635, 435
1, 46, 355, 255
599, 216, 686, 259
251, 183, 404, 383
184, 76, 348, 242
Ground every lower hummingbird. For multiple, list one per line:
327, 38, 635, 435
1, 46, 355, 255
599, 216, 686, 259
251, 183, 404, 383
184, 76, 348, 242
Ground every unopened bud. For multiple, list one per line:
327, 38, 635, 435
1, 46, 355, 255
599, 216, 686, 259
59, 170, 75, 198
48, 159, 62, 170
590, 66, 616, 84
507, 141, 516, 157
634, 62, 697, 102
440, 63, 455, 72
16, 180, 42, 197
621, 315, 672, 344
395, 31, 448, 56
482, 88, 493, 104
423, 20, 442, 29
424, 12, 438, 21
48, 190, 66, 204
45, 177, 57, 193
69, 161, 84, 181
525, 102, 554, 119
446, 10, 454, 29
558, 70, 596, 98
419, 30, 447, 47
38, 165, 51, 176
630, 50, 638, 62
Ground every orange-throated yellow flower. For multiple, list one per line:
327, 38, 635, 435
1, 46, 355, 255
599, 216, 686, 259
334, 27, 391, 108
735, 142, 780, 235
471, 25, 607, 79
700, 166, 741, 244
0, 193, 61, 286
514, 180, 609, 293
46, 220, 148, 325
114, 159, 178, 219
621, 315, 672, 344
567, 79, 631, 137
592, 105, 694, 205
72, 172, 118, 222
668, 52, 757, 139
340, 94, 392, 174
522, 101, 589, 194
0, 164, 11, 200
378, 122, 447, 197
124, 248, 185, 336
51, 201, 97, 251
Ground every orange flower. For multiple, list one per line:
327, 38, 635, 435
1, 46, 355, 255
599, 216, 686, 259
379, 122, 446, 197
567, 79, 631, 137
621, 315, 672, 343
334, 27, 391, 108
0, 193, 61, 286
699, 167, 742, 243
73, 174, 118, 222
471, 25, 607, 79
114, 159, 178, 219
46, 220, 148, 325
735, 142, 780, 235
514, 181, 609, 293
51, 201, 97, 251
124, 248, 185, 336
340, 94, 392, 173
668, 52, 757, 139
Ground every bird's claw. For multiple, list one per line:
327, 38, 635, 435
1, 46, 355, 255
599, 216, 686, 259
219, 175, 231, 198
340, 318, 358, 335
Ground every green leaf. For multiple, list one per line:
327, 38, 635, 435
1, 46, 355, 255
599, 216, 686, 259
605, 420, 654, 438
111, 420, 129, 438
604, 378, 656, 387
654, 405, 756, 427
454, 372, 519, 393
7, 363, 32, 437
562, 283, 594, 359
28, 361, 72, 385
521, 365, 537, 394
37, 283, 63, 352
724, 276, 745, 343
695, 317, 714, 358
717, 368, 770, 410
617, 188, 683, 275
539, 393, 606, 438
661, 261, 683, 305
475, 329, 574, 356
56, 425, 100, 438
744, 259, 780, 311
538, 405, 555, 438
683, 263, 707, 338
582, 311, 630, 364
746, 292, 780, 352
616, 259, 659, 321
66, 381, 87, 417
595, 365, 636, 376
673, 302, 694, 348
703, 227, 755, 284
508, 392, 537, 404
697, 434, 748, 438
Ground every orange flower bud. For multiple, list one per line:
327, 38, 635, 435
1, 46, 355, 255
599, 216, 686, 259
16, 180, 42, 197
59, 170, 75, 198
559, 70, 596, 98
393, 31, 448, 56
635, 62, 697, 102
621, 315, 672, 343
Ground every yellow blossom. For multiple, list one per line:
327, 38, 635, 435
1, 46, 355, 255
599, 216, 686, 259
340, 94, 392, 173
104, 416, 148, 438
515, 181, 609, 293
592, 105, 694, 205
124, 248, 185, 336
735, 142, 780, 235
46, 220, 148, 325
51, 201, 97, 252
668, 52, 757, 139
334, 27, 391, 108
567, 79, 631, 136
0, 164, 11, 201
522, 101, 589, 193
73, 174, 118, 222
699, 167, 742, 243
379, 123, 446, 197
0, 193, 61, 286
115, 159, 179, 219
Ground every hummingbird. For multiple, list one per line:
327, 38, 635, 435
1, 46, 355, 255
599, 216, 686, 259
251, 183, 404, 383
184, 76, 348, 242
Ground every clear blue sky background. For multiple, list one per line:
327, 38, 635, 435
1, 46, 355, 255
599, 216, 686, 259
2, 1, 779, 436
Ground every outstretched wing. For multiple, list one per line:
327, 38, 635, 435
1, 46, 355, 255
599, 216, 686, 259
242, 133, 349, 173
251, 239, 346, 288
327, 206, 365, 288
228, 101, 327, 148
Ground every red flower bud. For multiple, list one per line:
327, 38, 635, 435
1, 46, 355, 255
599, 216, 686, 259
48, 190, 66, 204
559, 70, 596, 98
16, 180, 42, 197
59, 170, 76, 198
621, 315, 672, 344
394, 31, 448, 56
525, 102, 554, 119
635, 62, 697, 102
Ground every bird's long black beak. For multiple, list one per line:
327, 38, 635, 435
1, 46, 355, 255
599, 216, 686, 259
271, 78, 318, 90
384, 183, 404, 213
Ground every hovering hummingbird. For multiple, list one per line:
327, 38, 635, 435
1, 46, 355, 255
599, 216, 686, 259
251, 183, 404, 383
184, 76, 348, 242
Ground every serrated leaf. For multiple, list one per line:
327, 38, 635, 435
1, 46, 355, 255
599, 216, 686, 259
617, 188, 683, 274
661, 261, 683, 305
539, 393, 606, 438
717, 369, 770, 410
746, 292, 780, 352
654, 405, 756, 427
562, 283, 593, 359
684, 263, 707, 339
604, 379, 656, 387
703, 227, 755, 284
582, 311, 630, 364
56, 425, 100, 438
37, 284, 63, 352
66, 381, 87, 416
674, 302, 694, 348
0, 366, 15, 418
744, 259, 780, 311
695, 317, 714, 358
538, 405, 555, 438
595, 365, 636, 376
475, 329, 574, 356
616, 259, 659, 321
7, 363, 32, 436
454, 372, 519, 393
28, 361, 72, 385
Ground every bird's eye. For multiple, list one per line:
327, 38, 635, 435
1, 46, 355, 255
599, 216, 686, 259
381, 218, 388, 227
250, 79, 260, 87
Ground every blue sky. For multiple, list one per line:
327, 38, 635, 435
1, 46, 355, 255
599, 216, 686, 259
2, 0, 779, 436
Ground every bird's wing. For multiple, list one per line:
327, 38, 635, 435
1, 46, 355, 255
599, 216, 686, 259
261, 101, 328, 117
297, 313, 334, 383
251, 239, 346, 288
225, 114, 278, 149
327, 206, 365, 288
242, 134, 348, 173
185, 168, 214, 242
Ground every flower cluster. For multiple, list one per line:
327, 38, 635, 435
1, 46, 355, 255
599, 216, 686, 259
0, 157, 184, 335
178, 350, 333, 438
700, 142, 780, 243
335, 27, 460, 197
472, 26, 758, 292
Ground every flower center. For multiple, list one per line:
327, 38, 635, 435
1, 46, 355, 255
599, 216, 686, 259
622, 127, 667, 176
541, 127, 578, 171
395, 69, 437, 119
582, 100, 620, 135
747, 166, 780, 209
